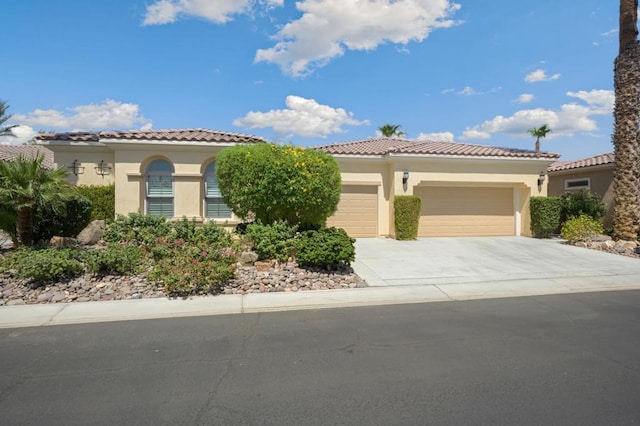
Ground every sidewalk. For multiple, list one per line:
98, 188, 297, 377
2, 272, 640, 329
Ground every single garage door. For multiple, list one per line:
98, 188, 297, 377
327, 185, 378, 237
415, 186, 515, 237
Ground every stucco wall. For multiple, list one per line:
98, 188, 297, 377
47, 146, 115, 186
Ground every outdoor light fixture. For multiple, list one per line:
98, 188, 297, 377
402, 169, 409, 185
537, 171, 546, 186
70, 159, 84, 176
95, 160, 112, 177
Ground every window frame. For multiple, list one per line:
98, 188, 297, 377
564, 177, 590, 191
145, 159, 174, 218
204, 162, 232, 219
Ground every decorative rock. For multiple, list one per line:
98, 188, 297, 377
76, 220, 106, 245
49, 236, 77, 248
37, 292, 53, 302
238, 251, 259, 266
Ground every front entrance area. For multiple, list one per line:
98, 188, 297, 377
415, 186, 515, 237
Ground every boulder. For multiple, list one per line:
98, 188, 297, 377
238, 251, 259, 266
77, 220, 106, 245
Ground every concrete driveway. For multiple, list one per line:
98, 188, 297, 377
353, 237, 640, 295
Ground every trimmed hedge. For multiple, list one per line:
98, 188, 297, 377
530, 196, 563, 238
77, 184, 115, 222
33, 194, 93, 242
394, 195, 421, 240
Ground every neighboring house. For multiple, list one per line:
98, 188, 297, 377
547, 152, 614, 228
316, 137, 558, 237
35, 130, 559, 238
0, 145, 54, 168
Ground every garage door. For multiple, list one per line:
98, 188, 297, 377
415, 186, 514, 237
327, 185, 378, 237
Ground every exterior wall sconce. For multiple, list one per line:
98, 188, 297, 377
537, 171, 546, 186
402, 169, 409, 185
70, 159, 85, 176
95, 160, 112, 176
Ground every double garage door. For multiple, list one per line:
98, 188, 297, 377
327, 185, 516, 237
415, 186, 515, 237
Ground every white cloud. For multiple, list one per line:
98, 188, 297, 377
459, 86, 475, 96
11, 100, 152, 131
142, 0, 283, 25
417, 131, 455, 142
233, 95, 369, 138
442, 86, 501, 96
525, 68, 561, 83
0, 125, 38, 145
601, 28, 618, 36
255, 0, 462, 76
461, 89, 613, 140
515, 93, 535, 104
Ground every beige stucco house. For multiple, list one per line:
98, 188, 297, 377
548, 152, 614, 228
36, 129, 559, 238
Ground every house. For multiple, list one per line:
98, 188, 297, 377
35, 130, 559, 238
317, 137, 558, 237
547, 152, 614, 228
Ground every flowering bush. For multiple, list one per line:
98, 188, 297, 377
148, 240, 236, 296
216, 143, 341, 226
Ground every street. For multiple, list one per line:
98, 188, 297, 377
2, 290, 640, 425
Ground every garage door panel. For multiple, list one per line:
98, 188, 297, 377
416, 186, 514, 237
327, 185, 378, 237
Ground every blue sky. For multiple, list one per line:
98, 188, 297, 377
1, 0, 620, 160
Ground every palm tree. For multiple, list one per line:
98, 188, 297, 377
0, 154, 75, 246
612, 0, 640, 241
528, 124, 551, 154
378, 124, 406, 138
0, 100, 17, 137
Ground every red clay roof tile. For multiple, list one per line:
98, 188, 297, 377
315, 137, 559, 159
36, 128, 266, 144
0, 145, 54, 169
547, 152, 614, 172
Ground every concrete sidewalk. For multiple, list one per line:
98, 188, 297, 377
2, 237, 640, 329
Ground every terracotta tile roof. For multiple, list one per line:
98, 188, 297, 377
36, 128, 266, 144
548, 152, 614, 172
0, 145, 54, 169
315, 137, 560, 159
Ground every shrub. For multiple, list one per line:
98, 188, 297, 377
7, 247, 83, 283
561, 214, 604, 242
170, 216, 198, 242
295, 227, 355, 269
77, 184, 115, 222
246, 221, 298, 262
216, 143, 341, 226
394, 195, 421, 240
193, 221, 233, 247
149, 241, 236, 296
0, 206, 16, 241
561, 189, 607, 222
530, 196, 563, 238
82, 244, 145, 275
103, 213, 172, 245
33, 194, 93, 242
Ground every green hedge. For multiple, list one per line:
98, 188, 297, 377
295, 227, 355, 268
530, 196, 563, 238
561, 189, 607, 222
394, 195, 421, 240
77, 184, 115, 222
33, 194, 93, 242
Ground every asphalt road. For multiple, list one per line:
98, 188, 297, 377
2, 290, 640, 425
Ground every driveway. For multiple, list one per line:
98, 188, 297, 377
353, 237, 640, 293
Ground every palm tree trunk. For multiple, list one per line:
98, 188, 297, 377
16, 206, 34, 246
613, 41, 640, 240
535, 138, 540, 154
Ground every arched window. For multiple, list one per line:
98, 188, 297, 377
204, 162, 231, 219
146, 159, 174, 217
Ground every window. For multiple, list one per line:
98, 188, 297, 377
564, 178, 590, 191
204, 162, 232, 219
146, 160, 174, 217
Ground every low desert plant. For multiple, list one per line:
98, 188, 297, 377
82, 244, 145, 275
561, 214, 604, 242
245, 221, 298, 262
6, 247, 83, 283
103, 213, 172, 245
295, 227, 355, 269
